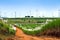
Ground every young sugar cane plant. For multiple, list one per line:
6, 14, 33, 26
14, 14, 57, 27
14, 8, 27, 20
36, 19, 60, 37
18, 19, 60, 37
0, 19, 16, 36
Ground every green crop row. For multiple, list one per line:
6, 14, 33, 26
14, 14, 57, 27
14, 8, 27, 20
21, 23, 41, 29
17, 19, 60, 35
41, 19, 60, 33
15, 23, 41, 35
0, 20, 16, 36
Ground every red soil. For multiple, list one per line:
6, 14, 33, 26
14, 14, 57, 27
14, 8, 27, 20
7, 27, 60, 40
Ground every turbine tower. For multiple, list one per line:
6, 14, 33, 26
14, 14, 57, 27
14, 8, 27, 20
15, 11, 16, 18
58, 10, 60, 17
36, 9, 38, 17
0, 11, 1, 18
29, 10, 31, 16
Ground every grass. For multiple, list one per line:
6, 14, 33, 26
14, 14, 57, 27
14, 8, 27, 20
35, 19, 60, 37
0, 19, 16, 40
0, 19, 16, 36
17, 19, 60, 37
41, 19, 60, 33
15, 23, 42, 35
20, 23, 41, 29
0, 34, 14, 40
1, 18, 60, 37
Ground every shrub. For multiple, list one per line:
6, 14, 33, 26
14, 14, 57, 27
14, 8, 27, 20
0, 20, 16, 35
19, 19, 60, 37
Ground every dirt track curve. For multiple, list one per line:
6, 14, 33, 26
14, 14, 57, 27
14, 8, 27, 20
7, 27, 60, 40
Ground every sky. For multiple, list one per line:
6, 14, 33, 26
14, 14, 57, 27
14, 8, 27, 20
0, 0, 60, 18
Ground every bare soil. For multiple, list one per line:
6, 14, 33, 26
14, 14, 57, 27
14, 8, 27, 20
6, 27, 60, 40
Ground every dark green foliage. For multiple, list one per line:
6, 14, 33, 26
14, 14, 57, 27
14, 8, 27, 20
36, 19, 60, 37
22, 29, 40, 35
18, 19, 60, 36
0, 20, 15, 36
41, 19, 60, 32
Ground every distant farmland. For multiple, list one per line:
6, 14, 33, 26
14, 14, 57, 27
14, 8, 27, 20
3, 17, 60, 24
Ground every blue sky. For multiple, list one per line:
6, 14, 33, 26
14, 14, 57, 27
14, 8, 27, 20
0, 0, 60, 18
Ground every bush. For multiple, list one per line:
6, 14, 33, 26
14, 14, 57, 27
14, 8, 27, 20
19, 19, 60, 37
37, 19, 60, 37
0, 20, 16, 35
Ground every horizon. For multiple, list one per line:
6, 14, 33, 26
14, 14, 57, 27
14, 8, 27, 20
0, 0, 60, 18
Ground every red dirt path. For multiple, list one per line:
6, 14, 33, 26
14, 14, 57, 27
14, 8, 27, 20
8, 27, 60, 40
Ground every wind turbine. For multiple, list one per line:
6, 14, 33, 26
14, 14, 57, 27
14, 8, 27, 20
36, 9, 38, 17
0, 11, 1, 18
15, 11, 16, 18
58, 10, 60, 17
